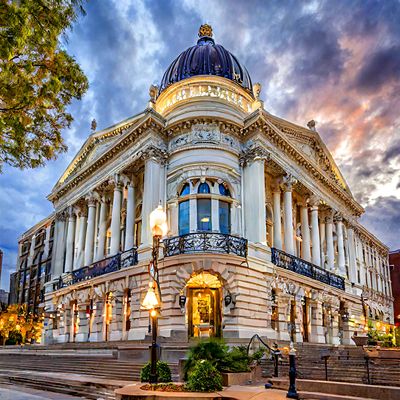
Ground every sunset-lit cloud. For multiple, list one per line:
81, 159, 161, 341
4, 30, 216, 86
0, 0, 399, 289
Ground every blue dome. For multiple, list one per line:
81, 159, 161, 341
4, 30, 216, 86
159, 25, 253, 95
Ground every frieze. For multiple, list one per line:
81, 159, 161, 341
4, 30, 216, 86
168, 124, 240, 153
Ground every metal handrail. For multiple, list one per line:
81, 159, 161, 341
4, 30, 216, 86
271, 247, 345, 290
56, 246, 138, 289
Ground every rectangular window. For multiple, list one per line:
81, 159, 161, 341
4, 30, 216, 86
179, 200, 190, 235
219, 201, 230, 234
197, 199, 211, 231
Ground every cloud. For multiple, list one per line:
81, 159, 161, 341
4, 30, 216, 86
1, 0, 400, 290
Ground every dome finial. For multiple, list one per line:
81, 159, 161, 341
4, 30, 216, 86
198, 24, 213, 38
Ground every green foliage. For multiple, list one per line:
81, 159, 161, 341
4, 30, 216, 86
0, 0, 89, 172
183, 338, 228, 378
395, 327, 400, 347
184, 339, 265, 377
186, 360, 223, 392
367, 323, 395, 347
140, 361, 172, 383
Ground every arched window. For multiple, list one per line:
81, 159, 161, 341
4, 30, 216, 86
180, 183, 190, 196
219, 183, 231, 197
219, 201, 230, 234
198, 182, 210, 194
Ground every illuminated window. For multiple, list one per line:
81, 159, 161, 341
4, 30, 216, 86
198, 198, 212, 231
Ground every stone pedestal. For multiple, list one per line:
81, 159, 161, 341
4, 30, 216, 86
310, 301, 325, 343
110, 293, 124, 341
89, 301, 104, 342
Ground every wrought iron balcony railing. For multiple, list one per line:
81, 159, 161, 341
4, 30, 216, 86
56, 247, 138, 290
271, 247, 345, 290
163, 232, 248, 258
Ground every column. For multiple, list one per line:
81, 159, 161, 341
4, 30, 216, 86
310, 198, 321, 267
64, 207, 76, 273
282, 175, 296, 254
243, 155, 267, 243
325, 213, 334, 271
347, 226, 357, 283
141, 155, 162, 246
110, 175, 123, 256
272, 185, 282, 250
300, 202, 311, 261
84, 195, 97, 266
75, 208, 87, 269
52, 212, 67, 277
124, 180, 136, 250
211, 198, 220, 232
43, 223, 53, 260
95, 196, 108, 261
319, 217, 326, 268
335, 215, 346, 277
168, 202, 179, 236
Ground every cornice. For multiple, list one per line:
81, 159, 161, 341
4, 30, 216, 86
242, 114, 364, 217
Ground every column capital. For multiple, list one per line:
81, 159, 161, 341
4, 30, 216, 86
240, 145, 270, 166
333, 212, 343, 223
325, 213, 334, 224
67, 206, 76, 219
85, 192, 98, 207
108, 173, 123, 190
55, 210, 68, 222
139, 145, 168, 164
281, 174, 297, 192
308, 195, 320, 208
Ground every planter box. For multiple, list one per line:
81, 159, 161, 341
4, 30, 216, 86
221, 372, 252, 386
352, 335, 368, 346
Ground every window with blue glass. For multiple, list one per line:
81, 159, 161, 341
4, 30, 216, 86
180, 183, 190, 196
219, 183, 231, 197
219, 201, 230, 234
197, 198, 212, 231
198, 182, 210, 194
179, 200, 190, 235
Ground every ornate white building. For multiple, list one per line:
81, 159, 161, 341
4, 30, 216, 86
13, 25, 393, 345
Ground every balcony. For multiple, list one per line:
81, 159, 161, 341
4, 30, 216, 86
57, 247, 138, 289
271, 247, 345, 290
163, 232, 248, 258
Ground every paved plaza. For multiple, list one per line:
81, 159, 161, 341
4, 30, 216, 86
0, 385, 81, 400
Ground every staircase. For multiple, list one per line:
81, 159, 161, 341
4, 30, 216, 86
261, 342, 400, 387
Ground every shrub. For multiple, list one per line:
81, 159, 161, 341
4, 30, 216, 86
184, 339, 228, 379
140, 361, 172, 383
220, 345, 250, 372
186, 360, 223, 392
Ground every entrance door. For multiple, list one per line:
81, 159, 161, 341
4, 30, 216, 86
188, 288, 221, 338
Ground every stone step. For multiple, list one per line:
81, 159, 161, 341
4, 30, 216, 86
299, 391, 377, 400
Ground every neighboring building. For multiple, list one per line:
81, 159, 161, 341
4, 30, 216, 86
13, 25, 393, 345
9, 216, 54, 315
389, 249, 400, 327
0, 289, 8, 309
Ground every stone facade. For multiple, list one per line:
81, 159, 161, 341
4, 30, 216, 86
12, 26, 394, 346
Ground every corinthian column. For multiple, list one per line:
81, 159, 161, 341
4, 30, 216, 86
325, 212, 335, 271
141, 150, 163, 246
282, 175, 296, 255
124, 179, 136, 250
95, 196, 108, 262
110, 175, 123, 256
75, 207, 87, 269
300, 202, 311, 261
52, 211, 67, 277
309, 197, 321, 267
346, 225, 357, 283
335, 214, 346, 277
243, 149, 267, 244
65, 207, 76, 273
84, 194, 97, 266
272, 184, 282, 250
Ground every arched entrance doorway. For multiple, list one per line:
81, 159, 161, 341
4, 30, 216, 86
186, 272, 222, 338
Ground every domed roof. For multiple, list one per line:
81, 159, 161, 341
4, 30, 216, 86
159, 24, 253, 95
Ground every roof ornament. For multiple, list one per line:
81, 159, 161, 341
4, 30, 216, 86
148, 84, 158, 108
91, 119, 97, 132
198, 24, 213, 38
307, 120, 316, 131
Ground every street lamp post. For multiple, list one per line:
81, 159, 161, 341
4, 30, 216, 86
286, 342, 299, 399
141, 205, 168, 384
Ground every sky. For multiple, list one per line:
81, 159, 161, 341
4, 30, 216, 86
1, 0, 400, 290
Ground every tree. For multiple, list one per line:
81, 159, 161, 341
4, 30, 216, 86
0, 0, 89, 172
0, 304, 43, 345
